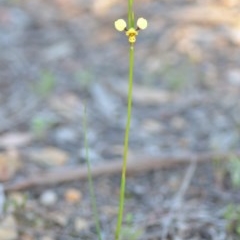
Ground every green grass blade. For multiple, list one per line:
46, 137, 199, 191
83, 106, 102, 240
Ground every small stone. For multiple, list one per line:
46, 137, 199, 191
210, 131, 239, 151
49, 212, 68, 227
79, 148, 100, 163
40, 190, 57, 207
170, 117, 186, 131
40, 236, 55, 240
42, 42, 73, 62
168, 175, 181, 191
215, 115, 229, 130
227, 69, 240, 86
0, 215, 18, 240
54, 128, 77, 144
100, 206, 118, 217
64, 188, 82, 204
143, 144, 161, 156
142, 119, 163, 133
74, 218, 89, 232
227, 27, 240, 46
133, 185, 146, 196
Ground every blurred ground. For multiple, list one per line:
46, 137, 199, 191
0, 0, 240, 239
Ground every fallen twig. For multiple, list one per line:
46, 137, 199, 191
3, 151, 239, 192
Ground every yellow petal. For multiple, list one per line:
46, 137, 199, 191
126, 28, 138, 36
114, 19, 127, 31
137, 18, 148, 30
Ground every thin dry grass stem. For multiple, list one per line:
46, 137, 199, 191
161, 158, 197, 239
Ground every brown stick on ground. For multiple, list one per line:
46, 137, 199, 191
3, 151, 239, 192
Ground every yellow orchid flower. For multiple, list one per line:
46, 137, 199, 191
114, 18, 148, 44
114, 17, 147, 44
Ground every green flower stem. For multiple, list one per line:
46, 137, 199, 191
115, 44, 134, 240
83, 106, 102, 240
128, 0, 134, 27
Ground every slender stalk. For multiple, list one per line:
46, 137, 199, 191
83, 106, 102, 240
115, 45, 134, 240
128, 0, 134, 27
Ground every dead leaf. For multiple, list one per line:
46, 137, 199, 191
0, 132, 32, 149
27, 147, 69, 167
0, 150, 21, 182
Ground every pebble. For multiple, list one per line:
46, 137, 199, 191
40, 190, 57, 207
227, 69, 240, 86
49, 212, 68, 227
210, 131, 239, 151
227, 27, 240, 46
79, 148, 100, 163
64, 188, 82, 204
40, 237, 55, 240
42, 41, 73, 62
170, 116, 186, 131
54, 127, 77, 144
100, 206, 118, 217
142, 119, 163, 133
132, 185, 146, 196
143, 144, 161, 156
168, 175, 181, 191
74, 218, 89, 232
215, 115, 229, 130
